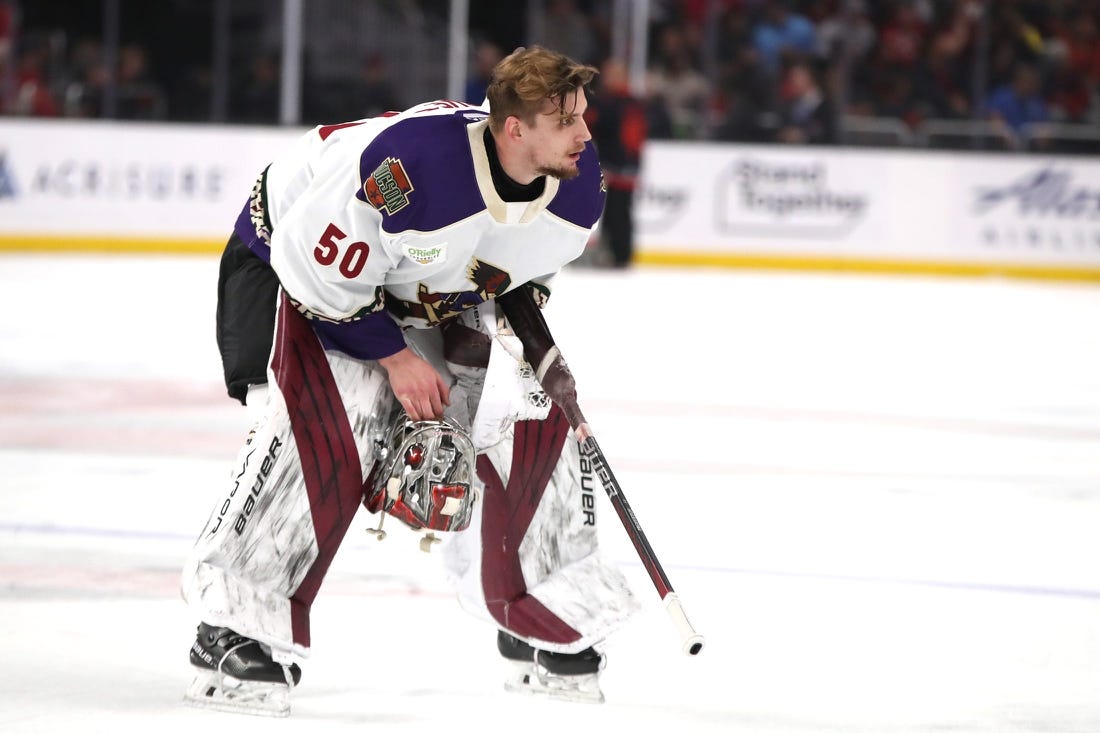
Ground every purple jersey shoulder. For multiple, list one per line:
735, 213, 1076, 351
357, 108, 606, 233
547, 141, 606, 229
357, 109, 486, 233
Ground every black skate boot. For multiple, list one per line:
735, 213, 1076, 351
183, 622, 301, 717
498, 630, 605, 703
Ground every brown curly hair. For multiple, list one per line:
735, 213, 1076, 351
486, 46, 598, 132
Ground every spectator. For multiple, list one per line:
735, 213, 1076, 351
541, 0, 598, 65
986, 4, 1047, 90
357, 52, 400, 117
1060, 10, 1100, 88
912, 29, 972, 121
63, 45, 107, 118
712, 8, 775, 142
874, 70, 920, 127
1045, 42, 1090, 123
115, 42, 165, 119
775, 60, 835, 144
649, 23, 710, 139
585, 57, 648, 268
644, 78, 676, 141
171, 63, 214, 122
464, 39, 503, 104
751, 0, 818, 76
986, 63, 1049, 141
816, 0, 877, 66
0, 17, 11, 113
0, 1, 12, 86
232, 53, 279, 124
13, 40, 60, 117
877, 1, 927, 69
4, 0, 1098, 153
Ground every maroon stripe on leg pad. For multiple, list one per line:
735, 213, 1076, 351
271, 294, 364, 648
477, 404, 582, 645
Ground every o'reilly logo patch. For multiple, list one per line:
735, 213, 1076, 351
403, 242, 446, 265
364, 157, 414, 214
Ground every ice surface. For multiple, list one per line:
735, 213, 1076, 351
2, 254, 1099, 732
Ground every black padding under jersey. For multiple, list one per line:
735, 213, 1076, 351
216, 233, 280, 404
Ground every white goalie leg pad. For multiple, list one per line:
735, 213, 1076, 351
183, 666, 294, 717
442, 419, 641, 655
523, 553, 640, 654
517, 436, 641, 654
180, 379, 313, 657
502, 658, 606, 704
181, 349, 391, 659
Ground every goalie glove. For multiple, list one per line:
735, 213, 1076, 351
496, 285, 584, 429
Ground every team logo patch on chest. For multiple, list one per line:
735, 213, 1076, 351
387, 258, 511, 326
364, 157, 414, 214
403, 242, 446, 265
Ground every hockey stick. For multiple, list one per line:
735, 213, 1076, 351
497, 289, 704, 656
571, 410, 705, 656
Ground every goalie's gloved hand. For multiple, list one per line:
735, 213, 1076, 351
498, 286, 587, 429
537, 351, 585, 429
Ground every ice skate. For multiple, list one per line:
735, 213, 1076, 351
183, 622, 302, 717
498, 631, 606, 704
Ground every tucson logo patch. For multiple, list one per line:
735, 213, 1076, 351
364, 157, 414, 214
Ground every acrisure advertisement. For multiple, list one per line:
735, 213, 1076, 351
0, 118, 301, 247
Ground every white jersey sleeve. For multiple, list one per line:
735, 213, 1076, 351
265, 121, 402, 323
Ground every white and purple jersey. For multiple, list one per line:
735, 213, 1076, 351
233, 100, 606, 360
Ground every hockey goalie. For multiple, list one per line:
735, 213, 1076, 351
179, 45, 641, 717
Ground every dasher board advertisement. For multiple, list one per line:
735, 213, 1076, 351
635, 142, 1100, 277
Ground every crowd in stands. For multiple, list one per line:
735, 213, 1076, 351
2, 0, 1099, 150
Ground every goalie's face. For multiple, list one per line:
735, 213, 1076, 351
518, 88, 591, 181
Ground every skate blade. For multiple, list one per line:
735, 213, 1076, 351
503, 660, 605, 704
183, 669, 291, 717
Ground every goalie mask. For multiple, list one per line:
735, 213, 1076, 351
365, 414, 477, 533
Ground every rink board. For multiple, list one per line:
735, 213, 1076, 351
1, 119, 1099, 281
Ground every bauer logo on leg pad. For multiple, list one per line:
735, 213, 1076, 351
206, 431, 283, 534
233, 435, 283, 535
